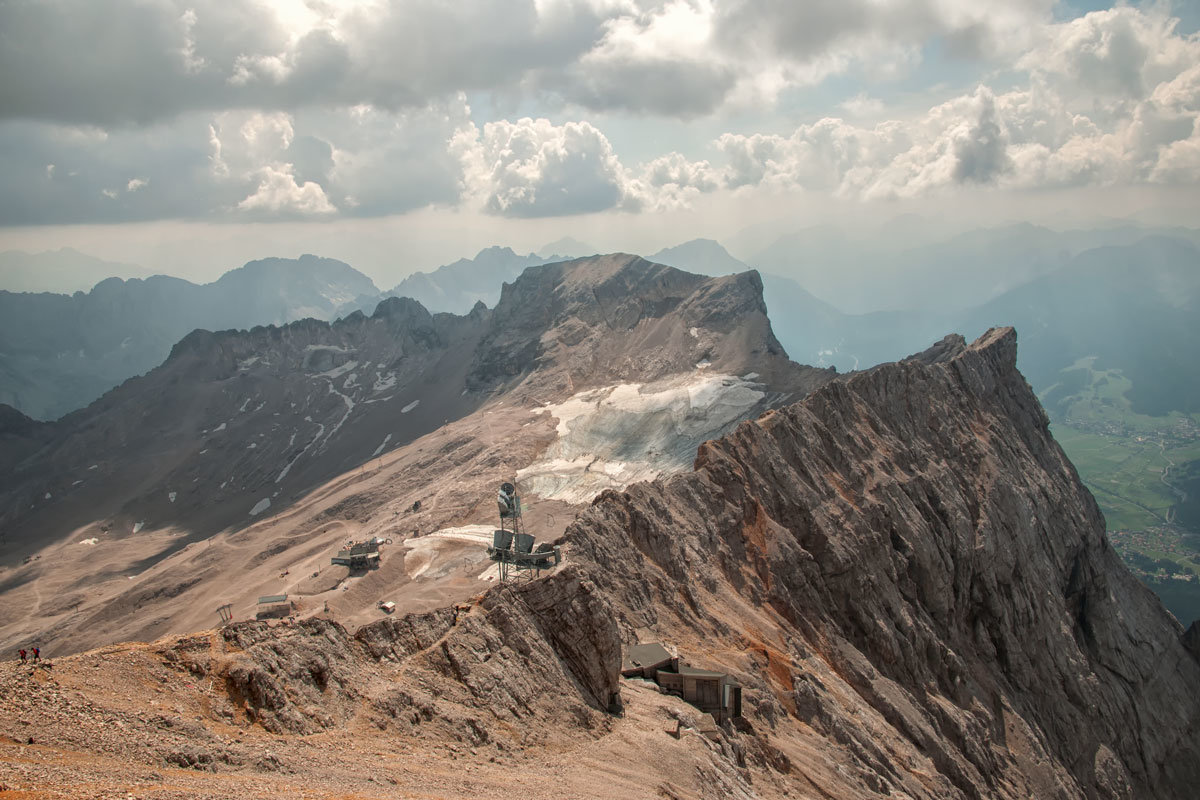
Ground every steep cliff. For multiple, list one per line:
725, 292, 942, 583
568, 326, 1200, 798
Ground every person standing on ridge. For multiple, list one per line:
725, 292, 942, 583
31, 646, 39, 663
18, 649, 26, 663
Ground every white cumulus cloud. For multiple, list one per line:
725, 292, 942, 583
456, 117, 639, 217
237, 164, 336, 215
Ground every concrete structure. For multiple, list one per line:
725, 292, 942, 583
620, 643, 676, 679
331, 540, 380, 569
255, 594, 292, 620
621, 642, 742, 723
656, 666, 741, 722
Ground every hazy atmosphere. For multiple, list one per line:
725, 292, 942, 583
4, 3, 1200, 798
2, 0, 1199, 284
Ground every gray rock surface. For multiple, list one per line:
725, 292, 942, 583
564, 327, 1200, 798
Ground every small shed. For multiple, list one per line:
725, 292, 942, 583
255, 594, 292, 620
620, 642, 676, 679
656, 665, 742, 723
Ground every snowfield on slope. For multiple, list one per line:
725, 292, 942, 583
403, 524, 495, 580
518, 372, 765, 504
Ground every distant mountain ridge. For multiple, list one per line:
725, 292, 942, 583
0, 247, 155, 294
382, 246, 559, 315
0, 255, 379, 420
650, 235, 1200, 419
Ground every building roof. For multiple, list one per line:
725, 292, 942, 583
675, 665, 728, 679
621, 642, 673, 673
257, 594, 288, 605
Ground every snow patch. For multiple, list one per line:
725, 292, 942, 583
741, 372, 759, 381
88, 464, 98, 470
238, 398, 251, 413
517, 373, 765, 504
168, 492, 177, 503
689, 327, 700, 339
315, 359, 358, 380
249, 498, 271, 516
44, 492, 51, 499
237, 356, 261, 370
72, 480, 82, 486
401, 399, 420, 413
133, 521, 145, 534
247, 442, 257, 449
278, 419, 325, 482
212, 422, 227, 433
403, 525, 494, 580
80, 537, 98, 546
373, 372, 397, 392
372, 433, 393, 457
319, 380, 356, 447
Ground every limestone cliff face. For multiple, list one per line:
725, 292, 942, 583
568, 327, 1200, 799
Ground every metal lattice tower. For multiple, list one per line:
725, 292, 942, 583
491, 481, 559, 582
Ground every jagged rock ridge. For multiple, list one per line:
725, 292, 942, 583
559, 326, 1200, 798
0, 254, 380, 420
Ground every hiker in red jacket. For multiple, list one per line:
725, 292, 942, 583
17, 649, 26, 663
31, 647, 39, 663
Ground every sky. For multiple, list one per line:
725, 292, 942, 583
0, 0, 1198, 286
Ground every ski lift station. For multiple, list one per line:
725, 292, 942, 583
331, 539, 384, 569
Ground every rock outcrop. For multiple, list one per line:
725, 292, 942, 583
148, 563, 620, 741
563, 326, 1200, 798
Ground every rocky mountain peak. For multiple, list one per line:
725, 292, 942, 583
0, 256, 823, 614
556, 324, 1199, 797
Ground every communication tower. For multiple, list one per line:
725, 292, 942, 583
489, 481, 559, 581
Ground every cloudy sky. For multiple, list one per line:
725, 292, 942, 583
1, 0, 1198, 284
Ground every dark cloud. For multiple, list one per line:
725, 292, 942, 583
0, 105, 468, 225
558, 57, 739, 117
0, 0, 284, 125
953, 92, 1012, 184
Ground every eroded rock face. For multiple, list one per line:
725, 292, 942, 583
567, 327, 1200, 798
150, 565, 621, 742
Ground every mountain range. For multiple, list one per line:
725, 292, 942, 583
0, 255, 379, 420
0, 247, 155, 294
0, 255, 828, 657
0, 256, 1196, 797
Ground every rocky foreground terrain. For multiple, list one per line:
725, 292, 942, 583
2, 326, 1197, 798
